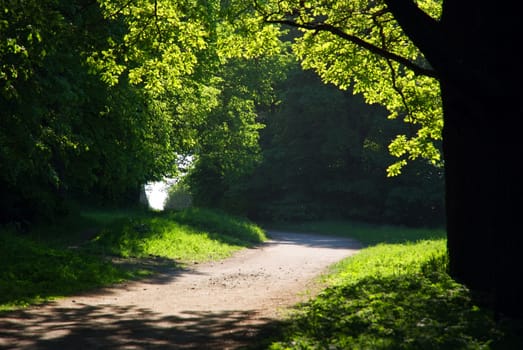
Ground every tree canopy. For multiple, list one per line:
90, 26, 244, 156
256, 0, 444, 176
0, 0, 288, 223
1, 0, 447, 224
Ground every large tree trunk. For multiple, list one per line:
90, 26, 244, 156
386, 0, 523, 317
441, 2, 523, 318
442, 79, 523, 318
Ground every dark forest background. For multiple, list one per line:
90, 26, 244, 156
186, 65, 445, 227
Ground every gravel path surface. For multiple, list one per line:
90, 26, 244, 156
0, 231, 361, 350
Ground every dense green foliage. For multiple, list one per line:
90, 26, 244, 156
183, 54, 291, 211
1, 0, 446, 226
0, 0, 181, 222
1, 0, 446, 228
0, 207, 266, 311
0, 0, 287, 224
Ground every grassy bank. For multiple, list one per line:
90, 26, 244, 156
260, 221, 523, 350
0, 207, 266, 312
84, 207, 266, 261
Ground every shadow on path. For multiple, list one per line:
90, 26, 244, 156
0, 232, 360, 349
0, 303, 281, 350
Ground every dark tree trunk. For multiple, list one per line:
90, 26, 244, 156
441, 2, 523, 318
441, 79, 523, 318
386, 0, 523, 317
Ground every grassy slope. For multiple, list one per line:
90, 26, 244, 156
0, 207, 266, 312
85, 207, 266, 261
261, 221, 523, 350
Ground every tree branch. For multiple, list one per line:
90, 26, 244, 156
105, 0, 135, 19
154, 0, 163, 42
384, 0, 443, 71
265, 18, 439, 79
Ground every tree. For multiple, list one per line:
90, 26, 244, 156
0, 0, 186, 222
186, 54, 291, 213
0, 0, 288, 222
254, 0, 523, 317
387, 0, 523, 318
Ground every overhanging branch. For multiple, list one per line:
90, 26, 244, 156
265, 18, 439, 79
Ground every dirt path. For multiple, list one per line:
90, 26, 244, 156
0, 231, 361, 350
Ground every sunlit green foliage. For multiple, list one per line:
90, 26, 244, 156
256, 0, 444, 175
0, 0, 289, 223
91, 0, 289, 161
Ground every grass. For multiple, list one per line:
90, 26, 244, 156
169, 207, 267, 244
258, 220, 523, 350
0, 207, 266, 312
4, 213, 523, 348
0, 231, 142, 311
86, 208, 267, 262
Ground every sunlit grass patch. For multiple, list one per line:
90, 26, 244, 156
325, 240, 446, 285
168, 207, 267, 244
87, 207, 267, 262
90, 217, 245, 262
268, 239, 517, 350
